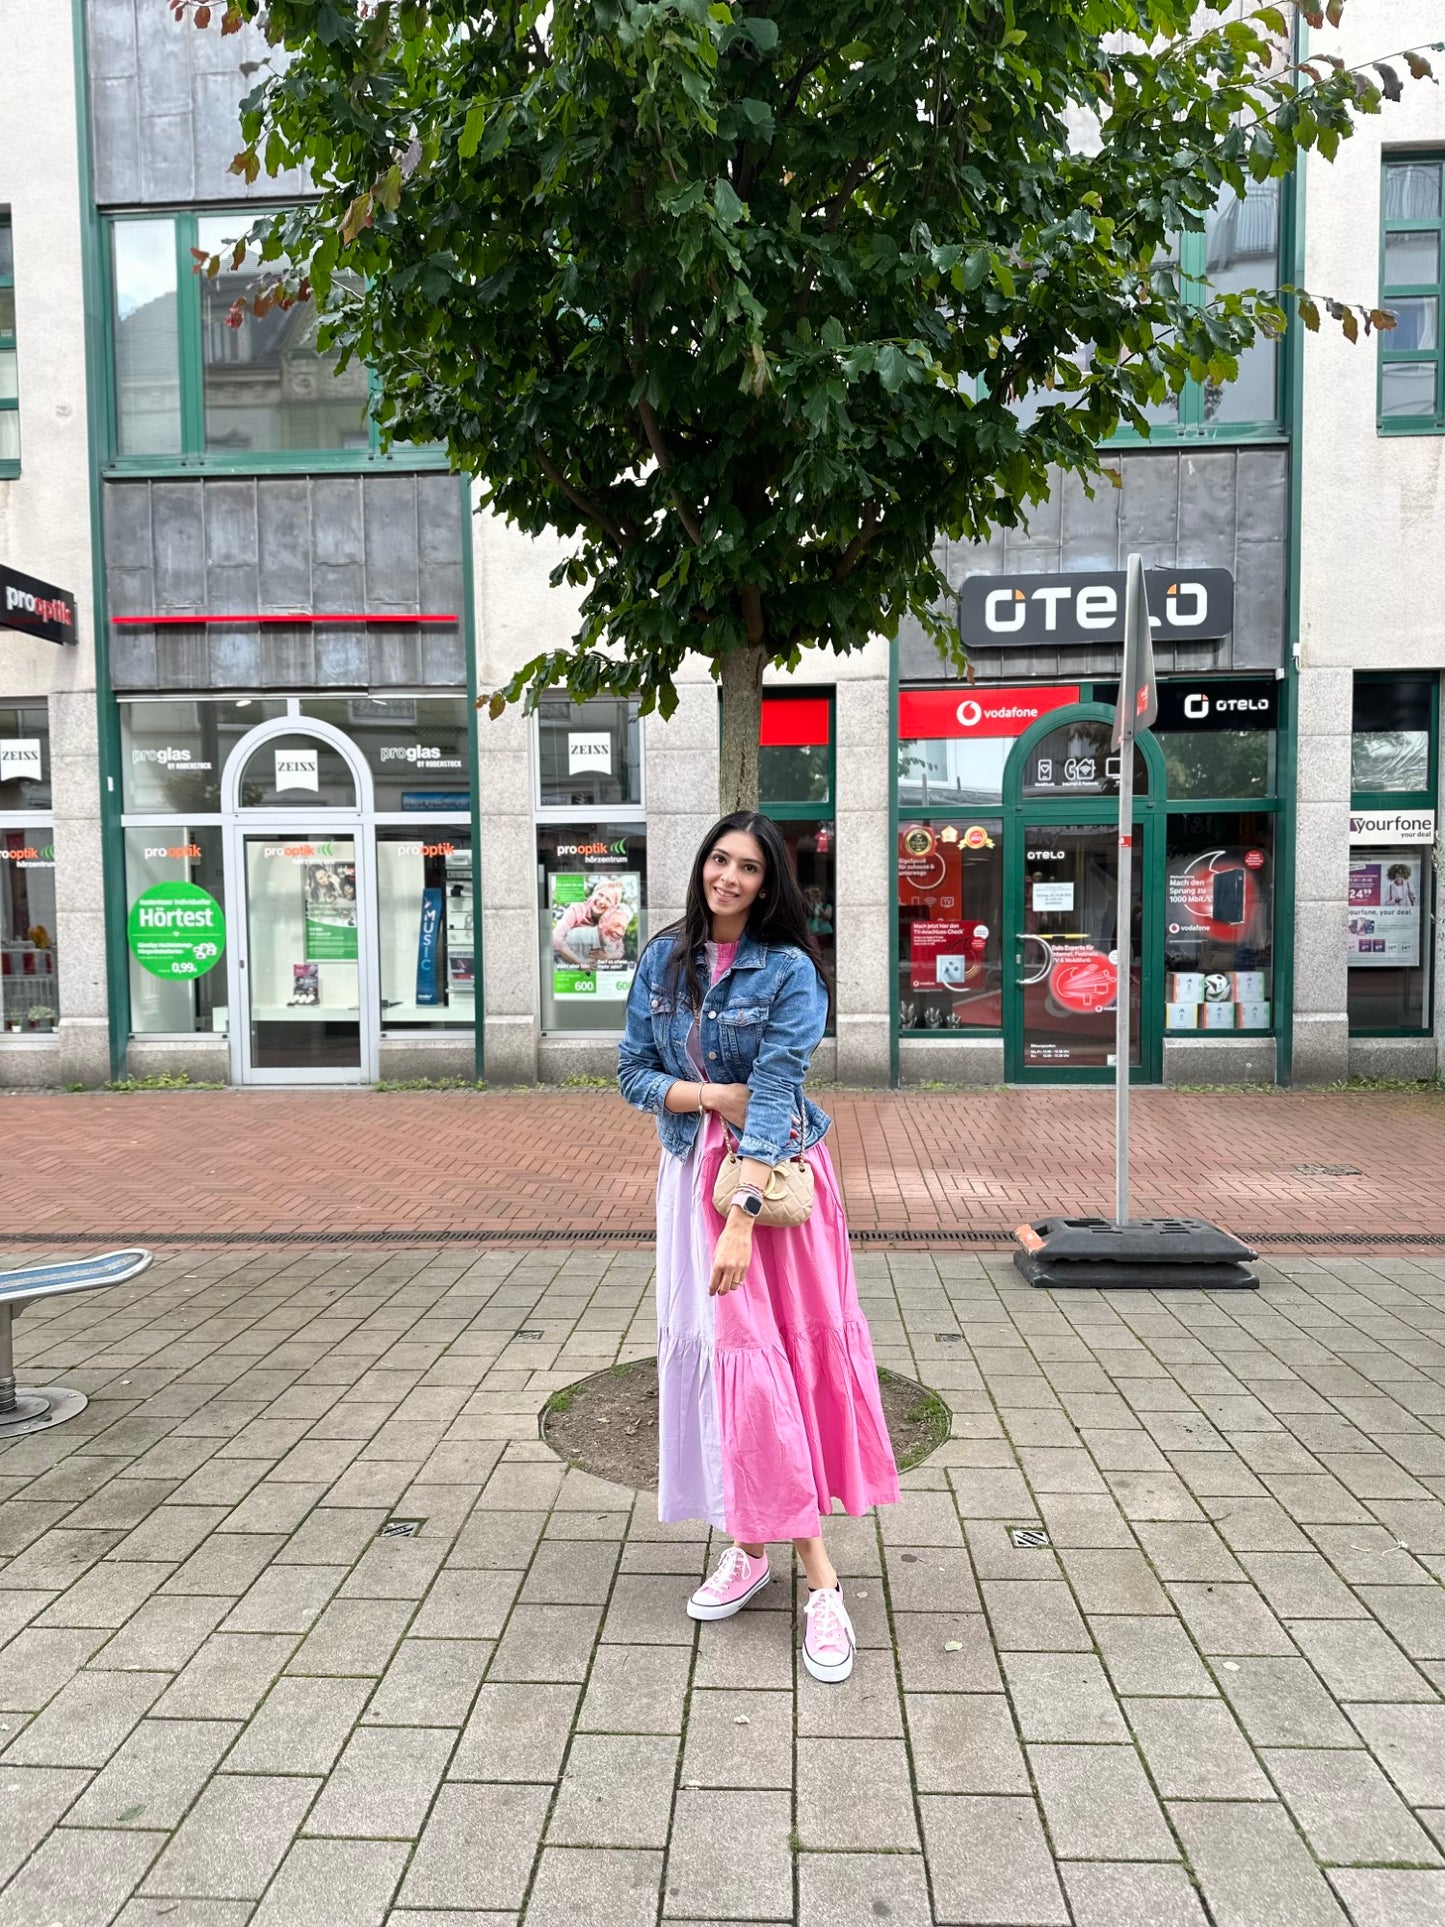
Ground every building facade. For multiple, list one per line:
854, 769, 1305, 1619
0, 1, 1440, 1092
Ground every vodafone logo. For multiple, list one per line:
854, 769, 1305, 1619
900, 686, 1080, 741
957, 699, 983, 729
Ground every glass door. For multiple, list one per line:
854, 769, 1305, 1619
232, 827, 377, 1083
1006, 818, 1158, 1083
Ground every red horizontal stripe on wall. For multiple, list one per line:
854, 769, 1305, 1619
760, 696, 831, 748
111, 613, 459, 627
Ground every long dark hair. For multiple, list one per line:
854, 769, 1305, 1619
660, 811, 831, 1015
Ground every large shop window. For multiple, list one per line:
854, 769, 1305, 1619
1165, 816, 1275, 1035
537, 696, 642, 810
107, 213, 433, 467
1, 706, 58, 1034
0, 211, 18, 473
120, 696, 476, 1041
760, 695, 835, 997
1379, 157, 1445, 434
1348, 673, 1437, 1034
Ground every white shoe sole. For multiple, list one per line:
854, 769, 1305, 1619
802, 1639, 855, 1683
687, 1569, 771, 1621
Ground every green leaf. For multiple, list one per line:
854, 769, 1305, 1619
458, 103, 487, 160
736, 16, 779, 53
713, 177, 746, 225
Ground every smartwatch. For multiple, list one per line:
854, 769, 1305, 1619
732, 1188, 765, 1221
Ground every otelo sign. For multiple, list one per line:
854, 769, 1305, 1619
127, 881, 226, 980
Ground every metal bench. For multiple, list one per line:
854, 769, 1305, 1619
0, 1249, 154, 1438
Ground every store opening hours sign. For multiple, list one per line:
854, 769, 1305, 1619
899, 686, 1080, 740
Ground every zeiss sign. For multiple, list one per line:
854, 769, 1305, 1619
959, 569, 1234, 649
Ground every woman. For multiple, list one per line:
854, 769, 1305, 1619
618, 812, 899, 1683
553, 878, 623, 969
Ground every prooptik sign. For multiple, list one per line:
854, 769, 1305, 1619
0, 564, 77, 647
959, 569, 1234, 649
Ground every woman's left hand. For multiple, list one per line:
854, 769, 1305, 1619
709, 1216, 754, 1296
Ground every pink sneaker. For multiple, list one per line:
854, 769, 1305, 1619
803, 1586, 855, 1683
687, 1545, 771, 1621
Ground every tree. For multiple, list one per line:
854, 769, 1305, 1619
189, 0, 1434, 810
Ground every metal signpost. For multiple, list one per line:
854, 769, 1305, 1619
1110, 554, 1157, 1224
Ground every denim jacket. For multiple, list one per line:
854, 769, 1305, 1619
617, 929, 832, 1165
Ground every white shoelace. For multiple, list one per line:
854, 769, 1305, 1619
702, 1544, 753, 1597
805, 1587, 850, 1652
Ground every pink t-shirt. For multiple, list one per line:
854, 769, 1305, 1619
685, 939, 739, 1078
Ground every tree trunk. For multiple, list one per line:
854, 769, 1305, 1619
717, 644, 767, 816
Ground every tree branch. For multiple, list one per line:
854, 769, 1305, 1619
833, 504, 880, 582
535, 446, 632, 553
637, 395, 705, 546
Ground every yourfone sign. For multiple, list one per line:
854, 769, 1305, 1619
0, 564, 77, 647
960, 569, 1234, 649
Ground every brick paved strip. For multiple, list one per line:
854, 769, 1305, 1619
5, 1086, 1445, 1245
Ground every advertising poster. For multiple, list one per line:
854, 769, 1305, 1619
127, 881, 226, 980
1348, 856, 1422, 967
909, 920, 987, 992
550, 870, 641, 1000
416, 886, 443, 1006
1047, 942, 1118, 1017
303, 860, 359, 961
1165, 845, 1272, 1030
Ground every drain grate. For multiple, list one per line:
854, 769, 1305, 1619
379, 1518, 423, 1539
1010, 1527, 1051, 1549
1293, 1164, 1363, 1177
4, 1226, 1445, 1253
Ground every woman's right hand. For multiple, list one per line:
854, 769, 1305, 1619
704, 1082, 751, 1130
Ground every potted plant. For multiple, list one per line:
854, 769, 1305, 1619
27, 1007, 57, 1033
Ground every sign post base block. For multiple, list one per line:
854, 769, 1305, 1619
1014, 1216, 1258, 1291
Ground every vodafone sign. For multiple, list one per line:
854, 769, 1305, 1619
899, 685, 1080, 741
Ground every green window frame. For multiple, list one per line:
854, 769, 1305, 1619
0, 210, 18, 478
103, 210, 446, 476
1378, 156, 1445, 436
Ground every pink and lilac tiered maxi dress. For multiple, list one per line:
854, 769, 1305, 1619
655, 944, 900, 1543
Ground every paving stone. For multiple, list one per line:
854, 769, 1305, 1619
1169, 1800, 1351, 1927
3, 1668, 168, 1767
580, 1645, 692, 1734
1003, 1651, 1129, 1741
108, 1507, 233, 1564
1350, 1703, 1445, 1804
39, 1561, 176, 1627
798, 1851, 932, 1927
1328, 1869, 1445, 1926
0, 1528, 125, 1592
224, 1674, 373, 1775
143, 1774, 320, 1900
1127, 1697, 1275, 1800
1134, 1521, 1245, 1581
527, 1847, 665, 1927
249, 1837, 409, 1927
113, 1901, 254, 1925
1091, 1613, 1218, 1696
1058, 1547, 1170, 1614
0, 1627, 108, 1709
1264, 1746, 1443, 1867
284, 1597, 414, 1675
1357, 1585, 1445, 1660
340, 1536, 451, 1601
883, 1547, 981, 1613
1168, 1581, 1297, 1655
1289, 1619, 1436, 1701
154, 1632, 300, 1720
1237, 1550, 1367, 1619
447, 1509, 549, 1568
277, 1508, 390, 1566
894, 1612, 1002, 1693
663, 1788, 792, 1920
66, 1718, 239, 1829
690, 1611, 792, 1691
879, 1489, 966, 1546
981, 1579, 1091, 1652
222, 1563, 347, 1634
0, 1824, 165, 1927
905, 1693, 1028, 1795
450, 1681, 580, 1781
1036, 1493, 1136, 1548
949, 1468, 1036, 1518
547, 1732, 681, 1846
682, 1689, 792, 1789
1062, 1861, 1210, 1927
398, 1783, 553, 1910
1029, 1742, 1177, 1860
306, 1723, 453, 1837
520, 1539, 622, 1605
364, 1636, 491, 1727
1217, 1656, 1361, 1747
0, 1764, 91, 1884
410, 1569, 520, 1639
602, 1574, 698, 1645
919, 1794, 1068, 1926
797, 1658, 905, 1738
93, 1595, 232, 1672
489, 1603, 605, 1682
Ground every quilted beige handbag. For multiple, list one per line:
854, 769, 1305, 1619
712, 1144, 815, 1227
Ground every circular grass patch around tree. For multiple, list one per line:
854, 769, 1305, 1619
541, 1358, 950, 1492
